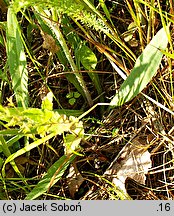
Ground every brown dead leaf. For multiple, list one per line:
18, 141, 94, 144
105, 136, 152, 193
41, 31, 59, 54
5, 156, 37, 178
0, 0, 7, 13
66, 163, 84, 198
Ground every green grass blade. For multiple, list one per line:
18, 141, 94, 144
0, 133, 23, 153
34, 7, 93, 106
34, 12, 87, 99
25, 154, 76, 200
6, 7, 28, 107
2, 133, 56, 177
110, 26, 169, 106
99, 0, 115, 28
0, 136, 27, 183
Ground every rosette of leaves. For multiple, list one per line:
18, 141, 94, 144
66, 91, 81, 106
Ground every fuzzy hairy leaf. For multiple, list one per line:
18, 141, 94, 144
110, 27, 169, 106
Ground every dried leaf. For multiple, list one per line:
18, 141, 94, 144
66, 164, 84, 198
0, 0, 7, 13
105, 137, 152, 193
41, 31, 59, 54
5, 156, 37, 178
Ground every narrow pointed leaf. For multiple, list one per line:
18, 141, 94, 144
25, 154, 76, 200
6, 7, 28, 107
110, 27, 169, 106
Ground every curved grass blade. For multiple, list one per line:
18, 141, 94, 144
6, 7, 28, 107
2, 133, 56, 177
110, 26, 169, 106
0, 133, 23, 153
35, 7, 93, 106
0, 136, 28, 186
25, 154, 76, 200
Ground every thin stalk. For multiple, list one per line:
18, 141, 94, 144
147, 0, 155, 43
36, 8, 93, 107
82, 0, 137, 61
0, 136, 29, 189
51, 23, 93, 107
134, 1, 144, 50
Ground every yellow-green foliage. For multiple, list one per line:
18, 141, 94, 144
0, 92, 84, 160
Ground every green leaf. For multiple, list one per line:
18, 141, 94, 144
0, 35, 4, 46
0, 136, 25, 179
66, 92, 74, 99
63, 134, 82, 155
2, 133, 56, 177
6, 7, 28, 107
77, 44, 103, 100
41, 92, 53, 111
79, 44, 97, 70
0, 158, 4, 169
25, 154, 76, 200
74, 92, 81, 98
110, 26, 169, 106
99, 0, 114, 27
7, 135, 55, 163
69, 98, 76, 105
0, 69, 7, 81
